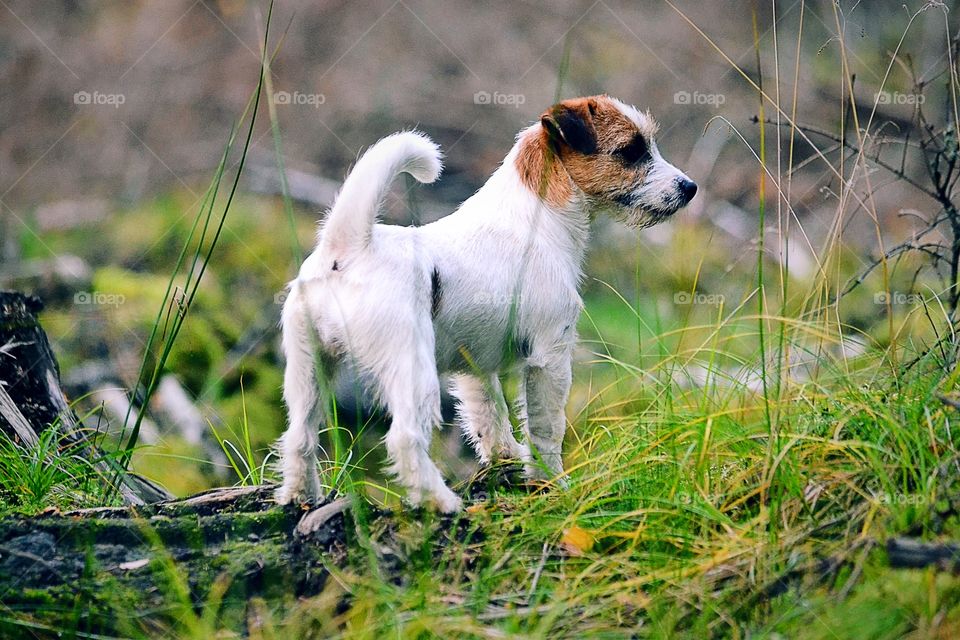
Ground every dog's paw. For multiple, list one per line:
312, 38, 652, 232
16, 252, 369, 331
274, 484, 301, 506
523, 463, 570, 491
433, 488, 463, 513
523, 462, 547, 482
506, 439, 531, 462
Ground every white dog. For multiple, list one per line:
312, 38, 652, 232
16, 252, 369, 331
276, 95, 697, 512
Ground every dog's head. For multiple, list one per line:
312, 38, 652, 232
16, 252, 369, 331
518, 95, 696, 227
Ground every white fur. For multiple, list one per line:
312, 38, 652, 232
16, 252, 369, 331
276, 103, 693, 512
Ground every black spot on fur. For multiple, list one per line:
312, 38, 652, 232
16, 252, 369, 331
615, 135, 651, 166
332, 260, 339, 271
431, 267, 442, 318
517, 336, 532, 359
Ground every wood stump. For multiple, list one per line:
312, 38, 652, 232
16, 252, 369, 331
0, 290, 171, 505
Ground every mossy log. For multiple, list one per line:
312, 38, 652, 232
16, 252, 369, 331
0, 485, 348, 636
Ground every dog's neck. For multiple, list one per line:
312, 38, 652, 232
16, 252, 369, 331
482, 124, 592, 265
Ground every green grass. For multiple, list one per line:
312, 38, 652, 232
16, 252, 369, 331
0, 427, 121, 517
6, 1, 960, 637
225, 2, 960, 634
209, 378, 273, 487
196, 341, 957, 638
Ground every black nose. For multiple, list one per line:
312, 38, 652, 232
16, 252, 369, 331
678, 178, 698, 203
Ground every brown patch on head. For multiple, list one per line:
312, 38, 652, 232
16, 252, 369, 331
515, 95, 659, 207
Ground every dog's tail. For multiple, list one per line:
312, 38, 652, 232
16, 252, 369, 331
320, 131, 442, 255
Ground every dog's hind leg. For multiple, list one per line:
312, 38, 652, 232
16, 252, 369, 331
450, 373, 528, 464
380, 327, 462, 513
276, 285, 326, 505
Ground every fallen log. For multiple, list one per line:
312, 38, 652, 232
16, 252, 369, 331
886, 537, 960, 571
0, 485, 346, 636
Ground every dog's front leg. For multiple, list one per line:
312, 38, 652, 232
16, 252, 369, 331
521, 353, 572, 483
450, 373, 528, 464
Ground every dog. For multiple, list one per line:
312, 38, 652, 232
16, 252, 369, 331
275, 94, 697, 512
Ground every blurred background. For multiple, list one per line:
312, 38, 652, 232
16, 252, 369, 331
0, 0, 954, 495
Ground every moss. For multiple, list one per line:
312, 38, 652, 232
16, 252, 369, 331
14, 587, 61, 606
166, 318, 227, 395
0, 487, 340, 637
90, 265, 173, 330
110, 192, 204, 270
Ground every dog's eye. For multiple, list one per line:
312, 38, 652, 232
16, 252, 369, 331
615, 137, 651, 166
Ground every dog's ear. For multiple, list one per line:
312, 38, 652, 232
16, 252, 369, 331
541, 97, 598, 155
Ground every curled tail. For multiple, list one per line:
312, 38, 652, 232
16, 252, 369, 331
320, 131, 442, 255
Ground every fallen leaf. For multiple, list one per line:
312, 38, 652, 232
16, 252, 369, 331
560, 526, 595, 556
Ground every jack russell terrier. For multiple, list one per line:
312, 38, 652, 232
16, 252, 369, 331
276, 94, 697, 512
